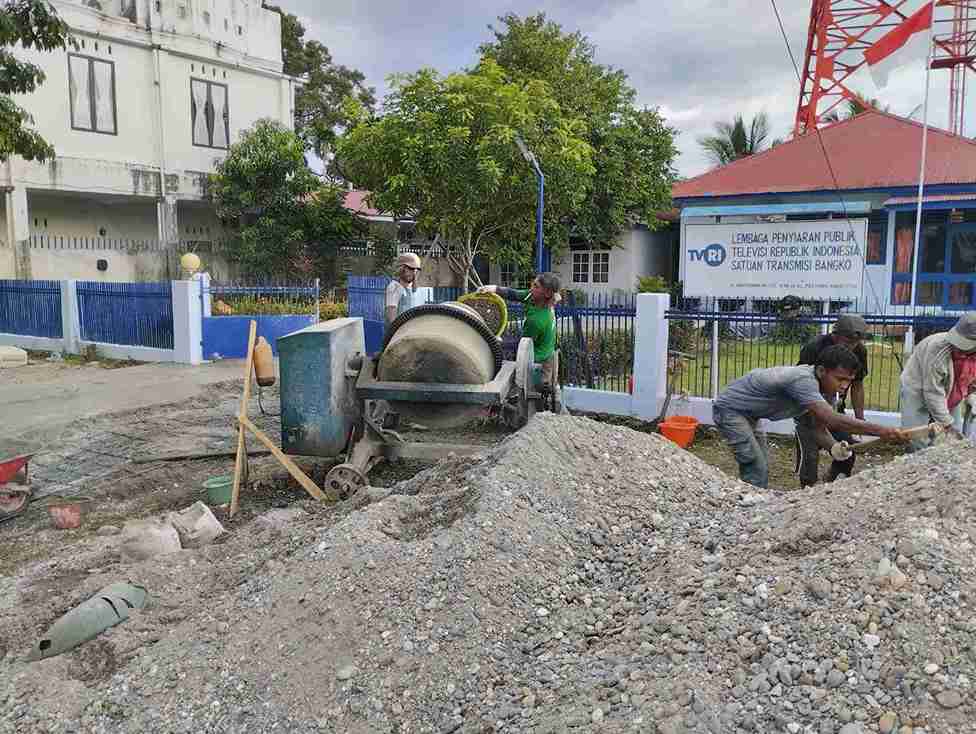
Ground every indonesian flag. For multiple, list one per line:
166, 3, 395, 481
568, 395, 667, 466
864, 2, 934, 90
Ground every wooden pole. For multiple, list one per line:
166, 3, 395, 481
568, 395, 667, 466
230, 320, 257, 517
239, 415, 328, 502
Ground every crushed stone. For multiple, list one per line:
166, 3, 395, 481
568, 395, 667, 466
1, 414, 974, 733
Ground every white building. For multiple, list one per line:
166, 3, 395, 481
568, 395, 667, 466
0, 0, 299, 280
488, 218, 679, 302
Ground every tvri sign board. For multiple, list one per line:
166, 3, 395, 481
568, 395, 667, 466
683, 219, 869, 300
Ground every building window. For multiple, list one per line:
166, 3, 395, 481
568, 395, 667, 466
866, 211, 887, 265
891, 210, 976, 308
500, 262, 516, 288
191, 79, 229, 149
572, 252, 590, 283
68, 54, 117, 135
592, 251, 609, 283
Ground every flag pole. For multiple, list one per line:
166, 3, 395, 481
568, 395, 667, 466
907, 0, 937, 351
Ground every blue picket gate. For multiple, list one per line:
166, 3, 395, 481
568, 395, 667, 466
76, 281, 174, 349
0, 280, 63, 338
348, 275, 392, 353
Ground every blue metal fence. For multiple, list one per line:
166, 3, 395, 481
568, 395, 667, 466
0, 280, 63, 338
502, 292, 636, 392
77, 281, 174, 349
664, 295, 960, 413
201, 279, 320, 359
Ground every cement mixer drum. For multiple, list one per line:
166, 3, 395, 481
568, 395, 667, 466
377, 302, 503, 429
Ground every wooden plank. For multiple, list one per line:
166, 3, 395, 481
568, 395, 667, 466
133, 448, 270, 464
239, 414, 328, 502
229, 320, 257, 517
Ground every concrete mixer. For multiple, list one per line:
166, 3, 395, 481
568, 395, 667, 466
278, 301, 564, 498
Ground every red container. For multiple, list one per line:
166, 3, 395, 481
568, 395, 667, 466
0, 454, 32, 484
659, 416, 699, 448
46, 497, 91, 530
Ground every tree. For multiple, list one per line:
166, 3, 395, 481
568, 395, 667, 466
209, 119, 364, 279
1, 0, 71, 162
337, 60, 594, 290
823, 93, 890, 123
265, 5, 375, 166
479, 13, 678, 250
698, 112, 775, 167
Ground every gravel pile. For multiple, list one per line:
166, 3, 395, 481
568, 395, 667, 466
2, 414, 975, 733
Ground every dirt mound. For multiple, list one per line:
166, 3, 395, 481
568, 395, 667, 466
2, 415, 974, 734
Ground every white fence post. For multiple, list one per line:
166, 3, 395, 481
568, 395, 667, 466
60, 279, 81, 355
632, 293, 669, 420
196, 272, 212, 317
710, 305, 720, 399
172, 279, 203, 365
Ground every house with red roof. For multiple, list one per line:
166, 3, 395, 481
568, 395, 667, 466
672, 111, 976, 311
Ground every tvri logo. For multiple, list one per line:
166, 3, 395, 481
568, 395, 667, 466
689, 243, 727, 267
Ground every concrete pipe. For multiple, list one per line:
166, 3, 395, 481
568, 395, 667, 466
378, 302, 502, 429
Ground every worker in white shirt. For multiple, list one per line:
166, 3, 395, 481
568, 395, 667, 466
385, 253, 423, 332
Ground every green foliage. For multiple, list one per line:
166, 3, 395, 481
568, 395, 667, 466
480, 13, 678, 248
212, 296, 315, 316
337, 59, 594, 290
0, 0, 71, 162
559, 327, 634, 386
372, 236, 399, 277
766, 321, 819, 346
318, 300, 348, 320
565, 288, 588, 306
209, 119, 365, 279
636, 275, 669, 293
698, 112, 773, 167
265, 5, 375, 164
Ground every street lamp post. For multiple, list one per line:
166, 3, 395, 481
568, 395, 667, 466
515, 136, 546, 274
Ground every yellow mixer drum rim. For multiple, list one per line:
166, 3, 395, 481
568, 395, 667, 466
457, 291, 508, 338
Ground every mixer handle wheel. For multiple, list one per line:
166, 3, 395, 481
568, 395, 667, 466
325, 463, 368, 500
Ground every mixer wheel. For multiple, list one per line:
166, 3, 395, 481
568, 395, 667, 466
325, 463, 368, 499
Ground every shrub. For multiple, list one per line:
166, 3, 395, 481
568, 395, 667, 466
559, 327, 634, 386
211, 296, 314, 316
319, 300, 349, 321
636, 275, 669, 293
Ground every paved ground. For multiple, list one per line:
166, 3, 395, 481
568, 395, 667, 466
0, 359, 247, 449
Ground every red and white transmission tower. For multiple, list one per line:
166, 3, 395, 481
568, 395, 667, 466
795, 0, 976, 137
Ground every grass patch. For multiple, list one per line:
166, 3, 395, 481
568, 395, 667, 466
672, 337, 905, 412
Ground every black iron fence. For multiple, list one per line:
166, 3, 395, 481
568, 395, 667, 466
502, 292, 636, 393
665, 296, 961, 412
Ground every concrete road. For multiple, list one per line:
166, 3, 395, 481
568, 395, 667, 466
0, 360, 248, 449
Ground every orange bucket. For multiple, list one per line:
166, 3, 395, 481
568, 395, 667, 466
659, 415, 699, 448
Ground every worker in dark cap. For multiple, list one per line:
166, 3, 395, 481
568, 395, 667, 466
794, 314, 871, 486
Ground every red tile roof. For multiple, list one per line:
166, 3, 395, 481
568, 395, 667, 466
673, 111, 976, 200
342, 189, 384, 218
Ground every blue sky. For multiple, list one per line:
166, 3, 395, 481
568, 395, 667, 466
281, 0, 953, 178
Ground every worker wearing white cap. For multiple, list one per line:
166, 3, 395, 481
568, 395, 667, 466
385, 252, 423, 331
900, 311, 976, 451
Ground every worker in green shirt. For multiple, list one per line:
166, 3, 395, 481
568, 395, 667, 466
478, 272, 562, 390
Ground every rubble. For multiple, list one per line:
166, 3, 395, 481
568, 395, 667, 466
167, 501, 225, 549
118, 518, 181, 562
1, 414, 974, 733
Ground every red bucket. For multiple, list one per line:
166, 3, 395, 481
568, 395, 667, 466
659, 416, 699, 449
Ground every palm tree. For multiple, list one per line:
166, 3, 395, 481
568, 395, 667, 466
823, 93, 890, 123
697, 112, 774, 166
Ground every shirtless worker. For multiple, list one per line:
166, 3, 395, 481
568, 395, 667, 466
477, 272, 562, 392
713, 345, 905, 489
